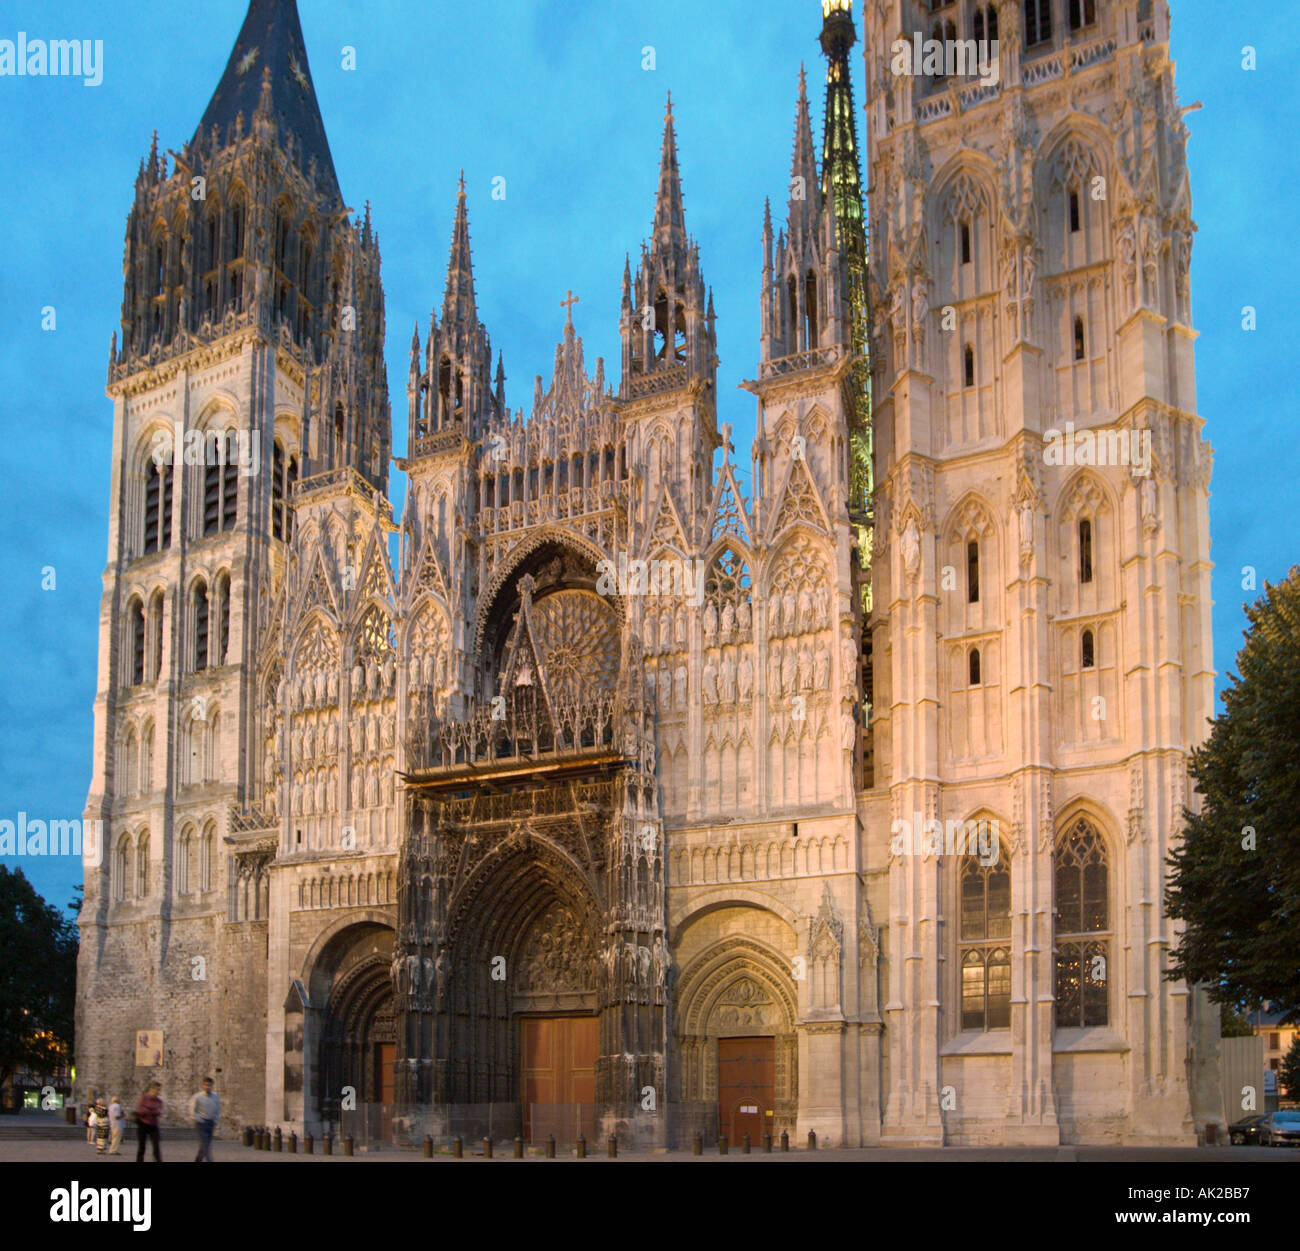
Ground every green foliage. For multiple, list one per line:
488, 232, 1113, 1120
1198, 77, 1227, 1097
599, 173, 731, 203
0, 866, 78, 1086
1165, 567, 1300, 1021
1280, 1036, 1300, 1100
1219, 1003, 1256, 1038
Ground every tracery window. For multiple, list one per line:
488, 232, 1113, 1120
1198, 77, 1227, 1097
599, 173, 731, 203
967, 539, 980, 603
143, 459, 172, 555
963, 342, 975, 388
177, 826, 193, 896
1054, 818, 1110, 1028
135, 831, 150, 899
959, 854, 1011, 1030
192, 580, 209, 672
1024, 0, 1053, 46
1069, 0, 1097, 30
114, 836, 131, 903
1073, 315, 1086, 361
1081, 628, 1095, 669
199, 824, 215, 893
272, 440, 298, 541
968, 646, 982, 686
149, 591, 164, 679
213, 572, 230, 667
128, 598, 145, 686
1078, 518, 1093, 584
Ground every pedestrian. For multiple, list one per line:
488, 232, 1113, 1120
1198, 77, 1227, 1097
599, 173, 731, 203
108, 1095, 126, 1155
85, 1100, 95, 1146
135, 1081, 163, 1163
189, 1077, 220, 1163
92, 1099, 110, 1155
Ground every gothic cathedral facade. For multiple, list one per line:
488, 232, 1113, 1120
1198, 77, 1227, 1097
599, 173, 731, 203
78, 0, 1222, 1148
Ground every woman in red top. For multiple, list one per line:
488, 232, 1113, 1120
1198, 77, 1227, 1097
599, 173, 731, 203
134, 1082, 163, 1162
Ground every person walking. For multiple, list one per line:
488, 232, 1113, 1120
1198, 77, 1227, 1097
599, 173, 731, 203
189, 1078, 220, 1163
84, 1100, 95, 1146
91, 1099, 110, 1155
108, 1095, 126, 1155
134, 1081, 163, 1163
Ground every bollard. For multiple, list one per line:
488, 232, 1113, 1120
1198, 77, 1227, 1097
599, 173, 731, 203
780, 1131, 789, 1152
424, 1135, 433, 1159
343, 1136, 353, 1157
482, 1137, 493, 1159
545, 1135, 556, 1159
305, 1133, 314, 1155
289, 1132, 297, 1155
242, 1126, 253, 1148
273, 1127, 282, 1152
742, 1132, 751, 1154
608, 1135, 617, 1158
807, 1130, 817, 1151
719, 1133, 729, 1155
323, 1133, 333, 1156
514, 1136, 524, 1159
452, 1136, 462, 1159
576, 1134, 586, 1159
693, 1134, 703, 1156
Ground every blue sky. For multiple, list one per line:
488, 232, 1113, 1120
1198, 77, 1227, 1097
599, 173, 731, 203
0, 1, 1295, 913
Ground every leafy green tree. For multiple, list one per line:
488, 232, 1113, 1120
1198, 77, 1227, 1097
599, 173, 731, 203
0, 867, 77, 1092
1220, 1003, 1255, 1038
1165, 568, 1300, 1022
1280, 1037, 1300, 1101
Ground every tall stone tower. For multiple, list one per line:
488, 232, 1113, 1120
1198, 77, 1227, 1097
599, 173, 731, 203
77, 0, 388, 1120
860, 0, 1219, 1143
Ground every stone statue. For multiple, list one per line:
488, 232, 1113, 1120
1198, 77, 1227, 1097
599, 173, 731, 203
702, 658, 718, 704
737, 598, 752, 634
782, 590, 797, 631
721, 600, 736, 639
644, 613, 657, 653
815, 642, 831, 691
351, 662, 365, 694
901, 515, 921, 581
841, 711, 856, 751
782, 646, 798, 694
814, 585, 830, 629
675, 607, 688, 648
768, 650, 783, 696
673, 662, 687, 708
314, 670, 327, 705
738, 652, 754, 701
797, 586, 814, 633
703, 601, 718, 642
720, 653, 737, 703
768, 595, 782, 637
659, 665, 672, 708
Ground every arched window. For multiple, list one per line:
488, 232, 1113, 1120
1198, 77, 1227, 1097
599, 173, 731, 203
804, 271, 818, 349
1069, 188, 1081, 233
135, 831, 150, 899
272, 441, 298, 541
128, 598, 145, 685
969, 647, 982, 686
200, 825, 215, 893
114, 836, 132, 903
959, 219, 971, 265
967, 540, 980, 603
1054, 817, 1110, 1028
213, 573, 230, 667
1069, 0, 1097, 30
963, 343, 975, 388
149, 591, 165, 680
973, 3, 998, 40
141, 723, 154, 795
119, 729, 138, 799
959, 852, 1011, 1030
143, 460, 172, 554
228, 197, 245, 259
205, 712, 221, 782
1024, 0, 1053, 46
192, 580, 209, 672
1081, 629, 1095, 669
1073, 316, 1086, 361
177, 827, 193, 896
221, 431, 238, 531
1078, 518, 1093, 584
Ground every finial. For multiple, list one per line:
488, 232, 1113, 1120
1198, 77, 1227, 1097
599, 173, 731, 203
561, 290, 579, 326
458, 169, 466, 196
665, 90, 674, 122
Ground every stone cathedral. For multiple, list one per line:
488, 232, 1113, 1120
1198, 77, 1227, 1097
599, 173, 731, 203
78, 0, 1224, 1148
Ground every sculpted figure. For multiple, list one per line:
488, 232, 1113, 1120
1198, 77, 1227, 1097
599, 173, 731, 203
814, 584, 830, 629
768, 650, 782, 696
327, 672, 339, 702
673, 662, 687, 708
737, 598, 752, 634
841, 711, 856, 751
721, 600, 736, 639
901, 516, 921, 581
409, 657, 422, 689
660, 609, 673, 651
815, 642, 831, 691
720, 653, 737, 703
738, 652, 754, 700
644, 613, 657, 653
314, 670, 327, 705
702, 658, 718, 704
703, 601, 718, 642
675, 606, 688, 648
351, 662, 365, 695
659, 665, 672, 708
768, 595, 782, 637
782, 645, 797, 694
797, 586, 814, 633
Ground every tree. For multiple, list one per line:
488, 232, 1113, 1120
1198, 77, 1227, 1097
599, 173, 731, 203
1165, 567, 1300, 1022
1220, 1003, 1255, 1038
1280, 1036, 1300, 1101
0, 867, 78, 1092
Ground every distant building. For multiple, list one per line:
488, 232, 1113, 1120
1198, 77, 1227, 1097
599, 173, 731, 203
1249, 1007, 1299, 1098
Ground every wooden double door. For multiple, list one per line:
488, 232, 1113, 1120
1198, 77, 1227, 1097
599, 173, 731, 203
520, 1015, 597, 1143
718, 1036, 775, 1144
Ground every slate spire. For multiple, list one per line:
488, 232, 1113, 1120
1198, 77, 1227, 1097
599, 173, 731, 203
442, 172, 477, 328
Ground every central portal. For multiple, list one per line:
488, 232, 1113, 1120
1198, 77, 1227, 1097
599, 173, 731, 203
520, 1015, 598, 1144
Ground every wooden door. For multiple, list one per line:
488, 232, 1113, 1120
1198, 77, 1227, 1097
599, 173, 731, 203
375, 1042, 396, 1106
718, 1036, 775, 1145
520, 1016, 597, 1142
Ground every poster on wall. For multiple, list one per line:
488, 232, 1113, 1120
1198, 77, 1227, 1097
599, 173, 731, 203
134, 1030, 163, 1067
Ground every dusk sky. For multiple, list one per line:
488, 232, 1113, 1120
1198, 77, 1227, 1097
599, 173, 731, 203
1, 0, 1295, 912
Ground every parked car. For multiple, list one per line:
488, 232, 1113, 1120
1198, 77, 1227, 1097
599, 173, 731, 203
1260, 1109, 1300, 1147
1228, 1113, 1268, 1145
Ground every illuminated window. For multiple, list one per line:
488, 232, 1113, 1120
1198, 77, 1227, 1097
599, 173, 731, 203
1054, 818, 1110, 1028
959, 855, 1011, 1030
